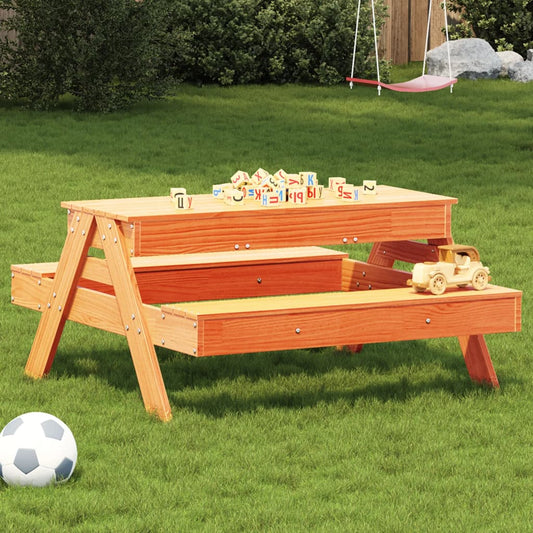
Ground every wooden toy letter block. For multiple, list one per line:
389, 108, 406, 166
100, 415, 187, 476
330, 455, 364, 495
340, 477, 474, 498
274, 169, 288, 182
286, 174, 303, 187
213, 183, 232, 199
287, 187, 307, 204
334, 183, 346, 198
261, 189, 284, 206
307, 185, 324, 200
329, 177, 346, 191
171, 188, 193, 209
363, 180, 377, 195
300, 172, 318, 187
340, 185, 359, 202
231, 171, 249, 189
252, 168, 270, 186
224, 188, 245, 205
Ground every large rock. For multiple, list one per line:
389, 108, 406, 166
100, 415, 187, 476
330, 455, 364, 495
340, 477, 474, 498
508, 61, 533, 82
427, 38, 502, 80
497, 51, 524, 76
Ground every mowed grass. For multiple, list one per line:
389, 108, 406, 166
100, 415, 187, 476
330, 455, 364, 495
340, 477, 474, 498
1, 70, 532, 531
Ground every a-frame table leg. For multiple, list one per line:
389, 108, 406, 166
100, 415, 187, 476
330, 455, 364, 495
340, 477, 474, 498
458, 335, 499, 387
96, 217, 172, 421
25, 212, 96, 378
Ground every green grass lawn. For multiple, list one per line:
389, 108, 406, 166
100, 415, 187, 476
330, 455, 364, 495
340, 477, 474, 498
1, 71, 532, 531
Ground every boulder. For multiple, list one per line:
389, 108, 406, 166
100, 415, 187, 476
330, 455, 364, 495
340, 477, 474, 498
427, 38, 502, 80
508, 61, 533, 82
496, 51, 524, 76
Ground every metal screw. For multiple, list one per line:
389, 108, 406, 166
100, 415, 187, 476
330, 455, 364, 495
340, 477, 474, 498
76, 216, 80, 222
70, 227, 75, 233
368, 284, 372, 290
38, 280, 41, 286
234, 244, 240, 250
38, 304, 41, 309
11, 272, 14, 278
161, 313, 166, 320
295, 328, 301, 334
11, 296, 14, 302
131, 314, 136, 320
353, 237, 358, 243
193, 322, 197, 328
257, 278, 262, 284
47, 303, 51, 308
193, 348, 197, 354
114, 237, 118, 244
245, 243, 250, 249
130, 224, 134, 229
108, 223, 112, 229
137, 328, 141, 334
58, 305, 62, 311
53, 292, 57, 298
362, 272, 366, 277
102, 234, 106, 240
343, 237, 348, 243
82, 230, 86, 236
161, 339, 165, 345
426, 318, 431, 324
125, 325, 130, 331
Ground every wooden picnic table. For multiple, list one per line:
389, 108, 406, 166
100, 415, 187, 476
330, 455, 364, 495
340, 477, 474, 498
11, 185, 522, 421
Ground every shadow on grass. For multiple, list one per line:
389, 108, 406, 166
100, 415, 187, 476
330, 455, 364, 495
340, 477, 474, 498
50, 339, 506, 417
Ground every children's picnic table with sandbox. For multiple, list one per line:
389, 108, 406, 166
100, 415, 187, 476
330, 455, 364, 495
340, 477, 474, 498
11, 185, 522, 421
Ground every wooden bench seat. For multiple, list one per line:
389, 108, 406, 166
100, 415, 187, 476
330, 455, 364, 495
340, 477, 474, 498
162, 286, 522, 356
12, 247, 348, 304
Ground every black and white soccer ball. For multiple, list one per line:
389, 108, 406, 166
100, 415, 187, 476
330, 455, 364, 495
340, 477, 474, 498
0, 412, 77, 487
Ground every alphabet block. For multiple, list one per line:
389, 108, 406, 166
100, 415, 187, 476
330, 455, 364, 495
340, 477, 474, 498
339, 185, 359, 202
300, 172, 318, 187
274, 169, 288, 182
230, 171, 249, 189
171, 189, 193, 210
287, 187, 307, 204
213, 183, 232, 199
307, 185, 324, 200
252, 168, 270, 186
328, 177, 346, 191
261, 189, 284, 207
363, 180, 377, 195
224, 188, 245, 205
286, 174, 303, 187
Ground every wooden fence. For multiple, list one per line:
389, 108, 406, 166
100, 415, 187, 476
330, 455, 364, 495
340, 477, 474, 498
380, 0, 461, 64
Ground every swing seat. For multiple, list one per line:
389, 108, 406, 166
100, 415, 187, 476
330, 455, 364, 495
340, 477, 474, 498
346, 74, 457, 93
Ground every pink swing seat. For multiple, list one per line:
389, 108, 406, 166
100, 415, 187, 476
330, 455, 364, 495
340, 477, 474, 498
346, 74, 457, 93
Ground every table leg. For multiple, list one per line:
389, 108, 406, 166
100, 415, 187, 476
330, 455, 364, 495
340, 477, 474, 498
458, 335, 499, 387
25, 212, 96, 378
96, 217, 172, 421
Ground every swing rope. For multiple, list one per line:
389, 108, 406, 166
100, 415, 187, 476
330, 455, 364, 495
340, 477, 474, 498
347, 0, 456, 94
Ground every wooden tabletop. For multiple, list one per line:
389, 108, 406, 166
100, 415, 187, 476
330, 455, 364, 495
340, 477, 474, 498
61, 185, 458, 223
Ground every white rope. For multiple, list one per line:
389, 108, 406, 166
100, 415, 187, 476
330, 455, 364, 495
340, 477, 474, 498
443, 0, 454, 92
422, 0, 433, 76
349, 0, 363, 89
370, 0, 381, 95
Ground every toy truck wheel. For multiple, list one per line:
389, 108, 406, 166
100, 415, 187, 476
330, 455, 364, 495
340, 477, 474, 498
472, 269, 489, 290
429, 273, 446, 295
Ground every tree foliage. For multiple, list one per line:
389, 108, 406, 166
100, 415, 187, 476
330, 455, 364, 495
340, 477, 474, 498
448, 0, 533, 56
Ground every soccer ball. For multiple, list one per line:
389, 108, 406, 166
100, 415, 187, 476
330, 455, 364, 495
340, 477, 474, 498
0, 412, 77, 487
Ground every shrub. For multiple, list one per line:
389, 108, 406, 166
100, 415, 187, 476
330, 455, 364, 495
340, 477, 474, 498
448, 0, 533, 57
164, 0, 390, 86
0, 0, 170, 111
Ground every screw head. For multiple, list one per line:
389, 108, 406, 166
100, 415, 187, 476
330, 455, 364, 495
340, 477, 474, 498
426, 318, 431, 324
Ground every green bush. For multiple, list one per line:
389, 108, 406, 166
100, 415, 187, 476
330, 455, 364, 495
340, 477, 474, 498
164, 0, 389, 86
448, 0, 533, 57
0, 0, 170, 111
